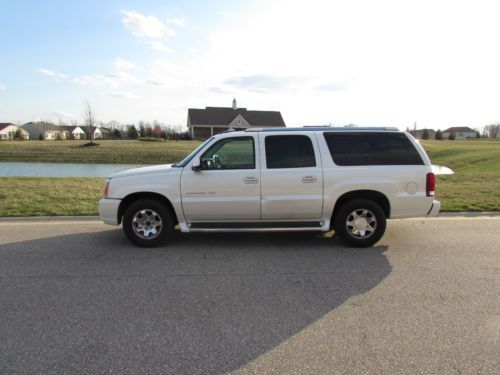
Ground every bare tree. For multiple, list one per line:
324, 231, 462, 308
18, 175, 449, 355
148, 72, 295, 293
83, 100, 96, 144
483, 123, 500, 138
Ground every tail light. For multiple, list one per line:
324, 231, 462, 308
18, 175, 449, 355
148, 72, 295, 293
103, 180, 110, 198
426, 173, 435, 197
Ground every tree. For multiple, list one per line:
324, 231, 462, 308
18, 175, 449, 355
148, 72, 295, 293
483, 123, 500, 138
448, 131, 456, 140
113, 129, 121, 139
83, 100, 96, 144
14, 128, 23, 140
127, 125, 138, 139
435, 129, 443, 140
422, 129, 429, 140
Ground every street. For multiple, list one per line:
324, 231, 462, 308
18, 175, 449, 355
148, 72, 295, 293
0, 217, 499, 374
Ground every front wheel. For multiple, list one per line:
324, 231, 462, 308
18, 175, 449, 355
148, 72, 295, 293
333, 199, 386, 247
122, 198, 174, 247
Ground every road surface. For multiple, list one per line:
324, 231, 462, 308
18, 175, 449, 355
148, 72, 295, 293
0, 217, 499, 374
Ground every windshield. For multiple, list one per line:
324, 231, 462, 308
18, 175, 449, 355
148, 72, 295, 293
172, 137, 214, 167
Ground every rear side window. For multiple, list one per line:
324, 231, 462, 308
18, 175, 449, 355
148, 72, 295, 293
323, 132, 424, 166
265, 135, 316, 169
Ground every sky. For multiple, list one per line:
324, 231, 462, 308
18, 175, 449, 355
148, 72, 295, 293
1, 0, 500, 130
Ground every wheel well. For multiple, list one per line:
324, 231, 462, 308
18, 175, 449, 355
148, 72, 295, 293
332, 190, 391, 222
117, 192, 179, 225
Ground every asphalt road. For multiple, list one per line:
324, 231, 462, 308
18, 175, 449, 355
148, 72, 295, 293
0, 217, 499, 374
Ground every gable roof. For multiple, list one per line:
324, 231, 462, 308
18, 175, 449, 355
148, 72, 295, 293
60, 125, 84, 132
23, 122, 63, 131
188, 107, 286, 127
0, 123, 16, 131
443, 126, 476, 133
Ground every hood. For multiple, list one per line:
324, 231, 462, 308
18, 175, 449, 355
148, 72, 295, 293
109, 164, 173, 178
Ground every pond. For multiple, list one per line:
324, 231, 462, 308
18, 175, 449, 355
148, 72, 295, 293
0, 162, 148, 177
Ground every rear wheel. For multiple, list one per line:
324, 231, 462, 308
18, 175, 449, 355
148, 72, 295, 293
334, 199, 386, 247
123, 198, 174, 247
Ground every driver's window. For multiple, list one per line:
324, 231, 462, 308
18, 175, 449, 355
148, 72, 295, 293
200, 137, 255, 170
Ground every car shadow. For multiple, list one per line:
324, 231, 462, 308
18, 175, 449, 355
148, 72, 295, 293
0, 229, 391, 374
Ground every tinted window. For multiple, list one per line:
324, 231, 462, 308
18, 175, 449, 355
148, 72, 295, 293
200, 137, 255, 169
324, 132, 424, 166
265, 135, 316, 169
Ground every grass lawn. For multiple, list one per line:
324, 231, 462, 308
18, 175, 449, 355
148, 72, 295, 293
421, 139, 500, 211
0, 138, 498, 216
0, 140, 201, 164
0, 177, 104, 216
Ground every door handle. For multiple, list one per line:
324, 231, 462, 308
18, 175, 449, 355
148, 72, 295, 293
302, 176, 317, 183
243, 176, 259, 184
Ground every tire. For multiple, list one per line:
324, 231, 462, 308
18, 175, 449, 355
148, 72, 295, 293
122, 198, 175, 247
333, 199, 386, 247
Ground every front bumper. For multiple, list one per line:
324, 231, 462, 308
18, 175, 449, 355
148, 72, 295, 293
98, 198, 121, 225
427, 199, 441, 217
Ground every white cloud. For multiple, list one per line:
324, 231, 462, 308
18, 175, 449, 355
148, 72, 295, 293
47, 111, 77, 119
121, 10, 175, 39
146, 41, 174, 52
114, 57, 136, 70
37, 68, 68, 80
73, 72, 142, 87
0, 84, 5, 91
109, 91, 138, 99
166, 18, 186, 28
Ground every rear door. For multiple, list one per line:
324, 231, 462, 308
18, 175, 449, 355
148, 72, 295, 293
259, 132, 323, 220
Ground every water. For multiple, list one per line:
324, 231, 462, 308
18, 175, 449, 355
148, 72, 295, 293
0, 162, 147, 177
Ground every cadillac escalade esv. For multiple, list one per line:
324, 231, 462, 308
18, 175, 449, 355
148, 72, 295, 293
99, 127, 440, 247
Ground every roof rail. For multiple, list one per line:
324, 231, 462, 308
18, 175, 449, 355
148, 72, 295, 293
244, 126, 399, 132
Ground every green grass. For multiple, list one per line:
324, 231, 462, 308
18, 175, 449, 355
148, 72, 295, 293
0, 177, 104, 216
421, 139, 500, 211
0, 140, 201, 164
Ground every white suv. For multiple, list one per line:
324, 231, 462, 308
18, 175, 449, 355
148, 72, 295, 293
99, 127, 440, 247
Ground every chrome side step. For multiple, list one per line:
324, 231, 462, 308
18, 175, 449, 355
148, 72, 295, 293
179, 221, 330, 233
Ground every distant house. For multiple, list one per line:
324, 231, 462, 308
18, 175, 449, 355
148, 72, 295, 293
187, 99, 286, 140
442, 127, 477, 139
413, 129, 436, 139
0, 123, 29, 140
61, 126, 86, 140
22, 122, 68, 140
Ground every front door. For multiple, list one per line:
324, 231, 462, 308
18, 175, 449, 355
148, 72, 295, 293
181, 135, 261, 221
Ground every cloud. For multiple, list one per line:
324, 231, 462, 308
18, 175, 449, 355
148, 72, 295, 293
121, 10, 175, 39
225, 74, 305, 92
37, 68, 68, 80
166, 18, 186, 28
109, 91, 138, 99
0, 84, 5, 91
46, 112, 77, 119
74, 72, 142, 87
146, 41, 174, 52
114, 57, 136, 70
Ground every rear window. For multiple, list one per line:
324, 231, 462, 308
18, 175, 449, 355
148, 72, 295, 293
323, 132, 424, 166
265, 135, 316, 169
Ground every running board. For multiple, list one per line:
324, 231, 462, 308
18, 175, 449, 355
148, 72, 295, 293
179, 221, 329, 233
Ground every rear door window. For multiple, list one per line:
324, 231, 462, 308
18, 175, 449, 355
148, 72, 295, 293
265, 135, 316, 169
323, 132, 424, 166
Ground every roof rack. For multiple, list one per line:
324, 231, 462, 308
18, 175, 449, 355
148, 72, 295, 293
244, 126, 399, 132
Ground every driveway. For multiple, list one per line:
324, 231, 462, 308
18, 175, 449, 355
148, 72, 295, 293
0, 217, 499, 374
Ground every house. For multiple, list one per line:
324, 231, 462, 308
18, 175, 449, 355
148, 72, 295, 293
81, 126, 102, 140
413, 129, 436, 139
22, 122, 69, 140
61, 126, 86, 140
442, 127, 477, 139
187, 99, 286, 140
0, 123, 29, 140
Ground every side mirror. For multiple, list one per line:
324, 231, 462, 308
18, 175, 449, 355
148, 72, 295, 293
192, 157, 202, 171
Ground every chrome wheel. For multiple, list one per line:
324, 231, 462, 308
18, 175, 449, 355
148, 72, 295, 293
132, 209, 163, 240
346, 209, 377, 239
